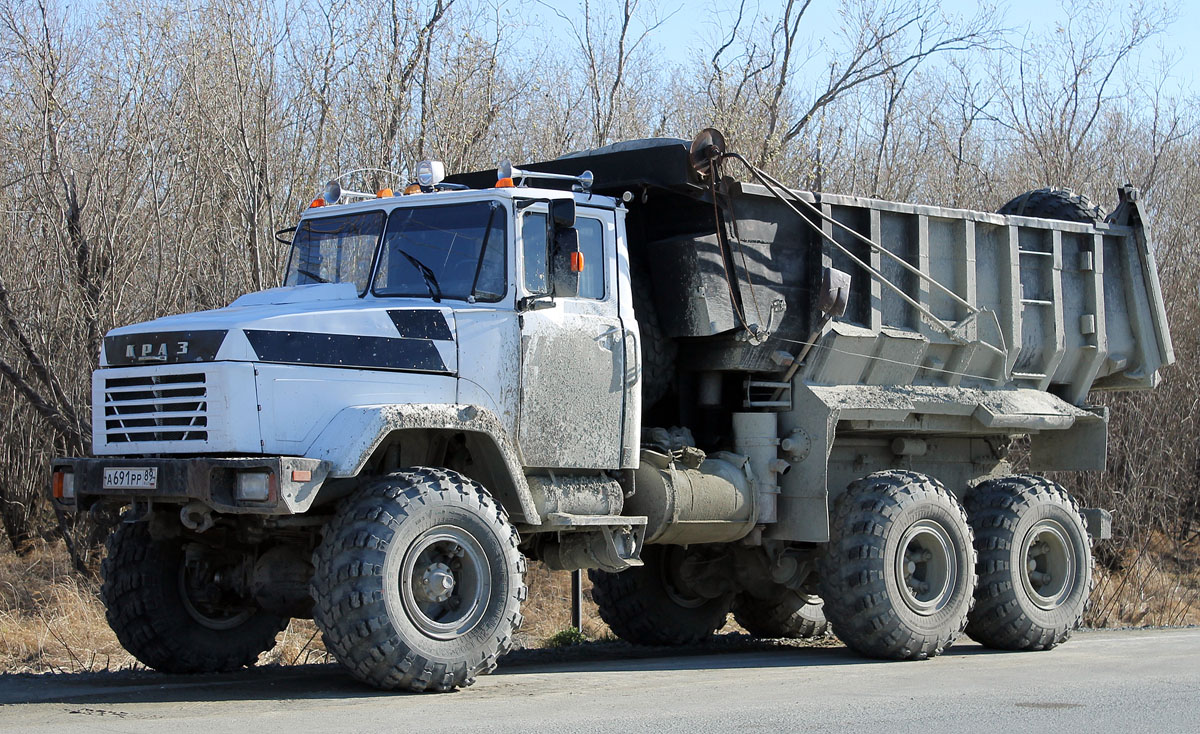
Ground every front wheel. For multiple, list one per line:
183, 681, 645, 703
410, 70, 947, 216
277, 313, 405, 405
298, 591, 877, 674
311, 468, 525, 692
101, 523, 287, 673
965, 475, 1093, 650
818, 470, 976, 660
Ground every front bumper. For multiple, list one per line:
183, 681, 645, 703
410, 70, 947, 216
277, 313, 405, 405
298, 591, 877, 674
51, 455, 330, 515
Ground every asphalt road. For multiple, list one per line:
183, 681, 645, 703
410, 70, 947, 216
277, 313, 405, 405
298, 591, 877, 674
1, 628, 1197, 734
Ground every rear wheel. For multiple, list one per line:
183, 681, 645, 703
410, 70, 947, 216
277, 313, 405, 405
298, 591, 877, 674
311, 468, 525, 692
818, 470, 976, 660
733, 589, 828, 639
965, 475, 1093, 650
589, 545, 732, 645
101, 523, 287, 673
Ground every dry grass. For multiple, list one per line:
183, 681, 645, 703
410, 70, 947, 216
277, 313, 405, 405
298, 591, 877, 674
0, 540, 135, 673
3, 535, 1198, 675
514, 562, 611, 647
1086, 534, 1200, 627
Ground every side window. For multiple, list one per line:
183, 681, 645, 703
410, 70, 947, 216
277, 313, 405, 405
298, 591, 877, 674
576, 217, 605, 300
522, 212, 548, 294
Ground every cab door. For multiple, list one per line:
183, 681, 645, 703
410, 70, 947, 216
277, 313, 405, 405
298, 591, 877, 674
517, 205, 624, 469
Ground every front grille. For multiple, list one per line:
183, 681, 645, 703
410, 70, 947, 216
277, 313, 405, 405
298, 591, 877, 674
104, 372, 208, 443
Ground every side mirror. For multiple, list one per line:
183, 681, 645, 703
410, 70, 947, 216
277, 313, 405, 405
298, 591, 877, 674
550, 198, 576, 228
550, 227, 581, 298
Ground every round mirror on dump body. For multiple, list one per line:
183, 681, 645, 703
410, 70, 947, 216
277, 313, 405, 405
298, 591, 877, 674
689, 128, 727, 174
323, 180, 342, 205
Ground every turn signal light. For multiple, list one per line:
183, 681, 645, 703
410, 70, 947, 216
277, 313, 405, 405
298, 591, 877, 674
571, 252, 585, 272
52, 471, 75, 500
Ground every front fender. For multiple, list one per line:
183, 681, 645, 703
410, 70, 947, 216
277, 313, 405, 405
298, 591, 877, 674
306, 403, 539, 524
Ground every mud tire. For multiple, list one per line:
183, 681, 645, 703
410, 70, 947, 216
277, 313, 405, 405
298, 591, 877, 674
818, 470, 976, 660
311, 468, 525, 692
733, 590, 829, 639
589, 545, 731, 645
997, 188, 1103, 223
965, 475, 1094, 651
101, 522, 287, 674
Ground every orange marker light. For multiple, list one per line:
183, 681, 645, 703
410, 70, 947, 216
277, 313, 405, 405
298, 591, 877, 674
404, 183, 422, 195
292, 469, 312, 482
309, 198, 325, 208
571, 252, 585, 272
52, 471, 64, 499
376, 188, 394, 198
495, 177, 515, 188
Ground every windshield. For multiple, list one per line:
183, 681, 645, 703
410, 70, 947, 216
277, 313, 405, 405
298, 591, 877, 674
373, 201, 507, 303
284, 211, 384, 292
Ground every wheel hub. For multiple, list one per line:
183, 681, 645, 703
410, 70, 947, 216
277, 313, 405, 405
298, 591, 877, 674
419, 562, 457, 603
895, 520, 957, 616
1021, 520, 1076, 609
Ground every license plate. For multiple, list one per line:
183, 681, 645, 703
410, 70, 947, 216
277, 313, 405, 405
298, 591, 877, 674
103, 467, 158, 490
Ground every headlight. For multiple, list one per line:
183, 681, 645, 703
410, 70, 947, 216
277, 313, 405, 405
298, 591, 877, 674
236, 472, 272, 502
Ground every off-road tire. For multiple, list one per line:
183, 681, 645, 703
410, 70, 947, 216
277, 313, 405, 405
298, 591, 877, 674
733, 590, 829, 639
818, 470, 976, 660
589, 545, 731, 645
997, 188, 1103, 224
965, 475, 1094, 651
311, 468, 525, 692
101, 523, 287, 674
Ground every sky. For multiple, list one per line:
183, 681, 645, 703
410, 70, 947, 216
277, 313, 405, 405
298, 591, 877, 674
531, 0, 1199, 98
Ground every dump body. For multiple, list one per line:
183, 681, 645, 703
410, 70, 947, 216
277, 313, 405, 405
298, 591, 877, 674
664, 183, 1173, 402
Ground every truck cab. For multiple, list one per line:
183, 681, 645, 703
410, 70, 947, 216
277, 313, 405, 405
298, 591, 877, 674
71, 175, 640, 517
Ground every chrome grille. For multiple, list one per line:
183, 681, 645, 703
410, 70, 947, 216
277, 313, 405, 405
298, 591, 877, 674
103, 372, 208, 443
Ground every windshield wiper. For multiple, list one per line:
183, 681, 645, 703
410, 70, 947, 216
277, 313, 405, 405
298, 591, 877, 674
296, 268, 329, 284
469, 203, 499, 301
397, 249, 442, 302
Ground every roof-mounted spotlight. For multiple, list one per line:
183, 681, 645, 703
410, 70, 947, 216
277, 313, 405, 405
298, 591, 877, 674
416, 160, 446, 189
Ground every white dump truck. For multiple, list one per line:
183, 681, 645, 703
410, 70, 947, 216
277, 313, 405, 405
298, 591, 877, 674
52, 130, 1173, 691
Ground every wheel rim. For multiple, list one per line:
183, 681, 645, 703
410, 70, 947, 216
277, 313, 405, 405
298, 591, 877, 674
178, 566, 254, 631
400, 525, 492, 639
660, 547, 707, 609
895, 519, 958, 615
1020, 519, 1076, 610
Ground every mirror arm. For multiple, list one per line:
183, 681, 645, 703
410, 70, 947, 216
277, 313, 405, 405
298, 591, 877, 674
518, 295, 556, 312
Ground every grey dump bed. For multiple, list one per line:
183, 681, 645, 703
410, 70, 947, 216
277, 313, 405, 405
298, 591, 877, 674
720, 183, 1174, 404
